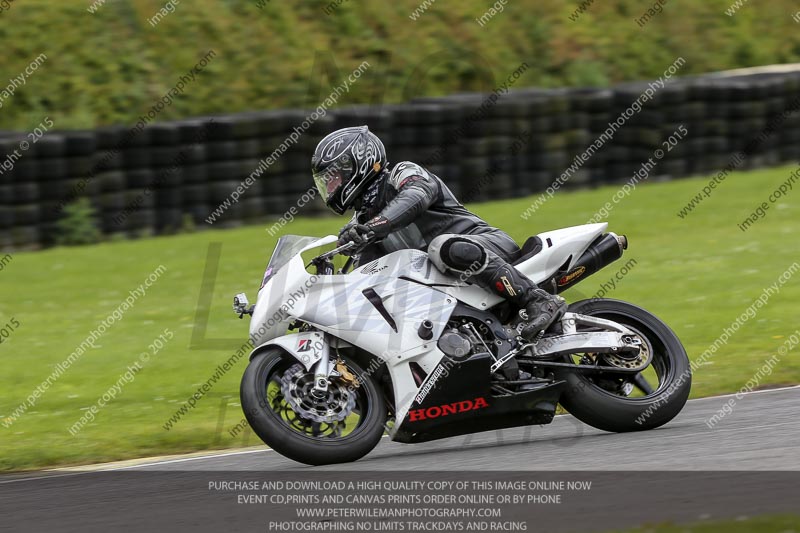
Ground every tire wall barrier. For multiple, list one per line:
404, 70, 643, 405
1, 69, 798, 249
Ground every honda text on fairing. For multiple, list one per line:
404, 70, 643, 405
232, 224, 691, 465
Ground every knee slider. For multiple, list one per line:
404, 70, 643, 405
434, 236, 487, 273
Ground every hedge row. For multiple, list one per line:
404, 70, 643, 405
3, 0, 800, 131
1, 69, 799, 248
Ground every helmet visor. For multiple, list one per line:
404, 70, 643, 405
313, 158, 353, 203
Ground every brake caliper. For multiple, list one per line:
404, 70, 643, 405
334, 359, 360, 389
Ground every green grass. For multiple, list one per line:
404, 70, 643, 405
2, 163, 800, 471
1, 0, 800, 129
614, 514, 800, 532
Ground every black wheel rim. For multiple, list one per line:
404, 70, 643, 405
257, 355, 373, 442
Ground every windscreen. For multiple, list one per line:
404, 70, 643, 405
260, 235, 318, 289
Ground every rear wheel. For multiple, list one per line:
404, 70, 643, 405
240, 348, 387, 465
555, 299, 691, 432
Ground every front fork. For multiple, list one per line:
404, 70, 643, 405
309, 257, 336, 395
312, 336, 332, 393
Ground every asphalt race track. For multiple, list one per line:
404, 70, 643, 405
2, 386, 799, 532
128, 385, 800, 472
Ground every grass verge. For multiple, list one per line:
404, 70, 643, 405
1, 163, 799, 471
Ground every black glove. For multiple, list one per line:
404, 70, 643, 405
338, 216, 392, 252
338, 220, 359, 246
339, 224, 375, 251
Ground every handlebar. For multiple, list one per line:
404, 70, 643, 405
306, 241, 361, 275
312, 241, 357, 263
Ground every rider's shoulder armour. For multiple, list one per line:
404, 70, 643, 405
387, 161, 433, 191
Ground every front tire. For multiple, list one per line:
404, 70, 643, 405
240, 348, 387, 465
556, 299, 691, 432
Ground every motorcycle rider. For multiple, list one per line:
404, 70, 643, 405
311, 125, 566, 341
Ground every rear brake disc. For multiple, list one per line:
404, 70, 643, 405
602, 331, 653, 372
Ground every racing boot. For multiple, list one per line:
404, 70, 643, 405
518, 285, 568, 340
474, 260, 567, 341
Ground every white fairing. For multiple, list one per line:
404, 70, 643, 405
265, 331, 327, 371
247, 224, 609, 434
516, 223, 608, 281
249, 236, 456, 425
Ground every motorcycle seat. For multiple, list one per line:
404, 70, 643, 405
512, 236, 543, 265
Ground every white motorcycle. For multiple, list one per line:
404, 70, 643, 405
233, 223, 691, 465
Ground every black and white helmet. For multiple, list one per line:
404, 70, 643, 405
311, 126, 387, 215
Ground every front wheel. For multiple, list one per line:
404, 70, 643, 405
240, 348, 387, 465
555, 299, 691, 432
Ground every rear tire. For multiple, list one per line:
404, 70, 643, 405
556, 299, 691, 432
241, 348, 387, 465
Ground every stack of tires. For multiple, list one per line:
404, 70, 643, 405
271, 111, 308, 221
94, 126, 137, 237
567, 88, 612, 187
202, 116, 244, 227
752, 76, 787, 168
656, 81, 692, 179
36, 133, 78, 245
545, 89, 589, 190
517, 90, 580, 195
483, 93, 533, 200
778, 72, 800, 162
750, 74, 798, 167
385, 103, 427, 174
450, 95, 499, 201
449, 95, 499, 201
1, 135, 40, 248
171, 119, 211, 229
118, 126, 155, 237
256, 111, 298, 216
0, 136, 16, 248
603, 82, 660, 183
145, 123, 183, 233
407, 100, 463, 198
714, 77, 778, 170
422, 93, 519, 201
692, 79, 731, 176
227, 115, 267, 223
60, 132, 98, 238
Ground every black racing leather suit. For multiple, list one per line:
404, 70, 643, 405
350, 161, 520, 264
